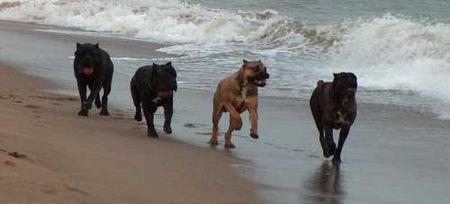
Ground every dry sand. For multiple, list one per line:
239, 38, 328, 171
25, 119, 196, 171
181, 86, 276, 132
0, 66, 259, 203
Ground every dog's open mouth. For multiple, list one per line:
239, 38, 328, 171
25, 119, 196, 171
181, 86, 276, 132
82, 67, 94, 75
253, 79, 267, 87
346, 87, 356, 93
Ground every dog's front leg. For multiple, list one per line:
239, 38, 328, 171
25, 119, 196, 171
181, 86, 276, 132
143, 103, 158, 138
84, 82, 102, 112
77, 80, 88, 116
333, 126, 350, 162
323, 127, 336, 158
247, 99, 259, 139
223, 102, 242, 148
163, 97, 173, 134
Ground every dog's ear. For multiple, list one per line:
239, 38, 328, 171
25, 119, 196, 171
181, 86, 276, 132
243, 59, 249, 64
168, 64, 176, 78
95, 43, 99, 48
151, 64, 158, 77
166, 61, 172, 66
333, 73, 337, 78
76, 43, 81, 49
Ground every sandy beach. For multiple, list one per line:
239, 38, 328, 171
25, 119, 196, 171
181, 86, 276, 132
0, 66, 259, 203
1, 20, 450, 204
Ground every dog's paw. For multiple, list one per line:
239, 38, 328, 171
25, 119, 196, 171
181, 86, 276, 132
224, 143, 236, 149
82, 101, 92, 110
99, 109, 110, 116
134, 114, 142, 122
323, 150, 332, 158
78, 109, 89, 116
163, 126, 172, 134
250, 133, 259, 139
209, 139, 219, 146
332, 156, 342, 163
95, 100, 102, 109
147, 130, 159, 138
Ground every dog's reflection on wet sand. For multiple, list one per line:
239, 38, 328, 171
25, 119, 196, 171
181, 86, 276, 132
304, 161, 345, 204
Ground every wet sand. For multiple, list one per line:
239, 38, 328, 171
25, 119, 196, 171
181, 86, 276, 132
1, 20, 450, 203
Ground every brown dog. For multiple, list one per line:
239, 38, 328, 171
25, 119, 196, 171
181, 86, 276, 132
210, 60, 269, 148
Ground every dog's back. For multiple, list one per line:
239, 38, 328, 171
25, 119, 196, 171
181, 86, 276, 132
131, 66, 157, 100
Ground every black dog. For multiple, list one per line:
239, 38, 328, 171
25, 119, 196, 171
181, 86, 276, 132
73, 43, 114, 116
310, 72, 357, 162
130, 62, 177, 138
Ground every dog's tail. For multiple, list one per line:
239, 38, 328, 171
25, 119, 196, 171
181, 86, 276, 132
316, 80, 324, 87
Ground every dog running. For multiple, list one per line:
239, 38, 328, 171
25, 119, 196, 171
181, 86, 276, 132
310, 72, 357, 162
210, 60, 270, 148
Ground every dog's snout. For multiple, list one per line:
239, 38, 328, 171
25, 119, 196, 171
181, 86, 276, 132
265, 73, 270, 79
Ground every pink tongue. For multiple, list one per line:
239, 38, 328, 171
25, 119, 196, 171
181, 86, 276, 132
83, 67, 94, 75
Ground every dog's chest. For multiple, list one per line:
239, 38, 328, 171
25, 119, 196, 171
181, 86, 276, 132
241, 87, 248, 102
335, 110, 347, 124
234, 87, 249, 112
331, 107, 352, 128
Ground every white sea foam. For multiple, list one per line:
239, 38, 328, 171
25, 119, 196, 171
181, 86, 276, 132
324, 15, 450, 117
1, 1, 450, 118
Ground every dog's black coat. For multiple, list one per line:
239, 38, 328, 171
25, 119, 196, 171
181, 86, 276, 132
73, 43, 114, 116
310, 72, 357, 162
131, 62, 177, 138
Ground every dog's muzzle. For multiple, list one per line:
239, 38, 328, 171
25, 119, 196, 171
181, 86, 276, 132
253, 73, 270, 87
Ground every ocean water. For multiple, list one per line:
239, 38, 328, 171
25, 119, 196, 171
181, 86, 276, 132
1, 0, 450, 118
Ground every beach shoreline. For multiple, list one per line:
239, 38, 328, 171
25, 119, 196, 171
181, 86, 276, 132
0, 65, 261, 203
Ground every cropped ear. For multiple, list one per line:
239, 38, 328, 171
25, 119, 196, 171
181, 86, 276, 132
95, 43, 99, 48
76, 43, 81, 49
166, 61, 172, 66
243, 59, 248, 64
151, 64, 158, 76
168, 65, 177, 78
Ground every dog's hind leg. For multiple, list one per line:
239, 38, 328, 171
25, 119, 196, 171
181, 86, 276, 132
333, 126, 350, 162
95, 94, 101, 109
131, 83, 142, 121
210, 102, 223, 146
